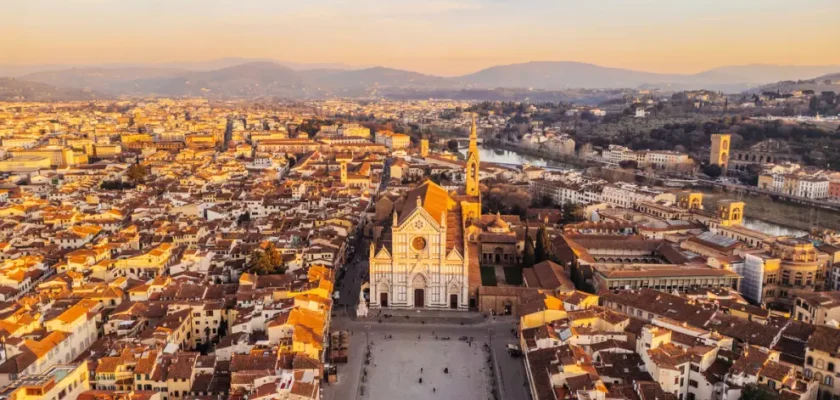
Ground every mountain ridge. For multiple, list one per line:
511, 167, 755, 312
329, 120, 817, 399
4, 60, 839, 100
0, 77, 103, 101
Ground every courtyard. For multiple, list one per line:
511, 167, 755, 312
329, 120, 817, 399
360, 334, 494, 400
324, 318, 527, 400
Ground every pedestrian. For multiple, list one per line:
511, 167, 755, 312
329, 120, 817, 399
421, 368, 423, 373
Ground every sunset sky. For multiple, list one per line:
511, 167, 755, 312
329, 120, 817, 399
3, 0, 839, 76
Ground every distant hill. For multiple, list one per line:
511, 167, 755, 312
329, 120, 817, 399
0, 78, 101, 101
301, 67, 456, 89
702, 64, 840, 85
8, 59, 840, 99
1, 58, 359, 78
752, 72, 840, 94
460, 62, 840, 91
22, 67, 188, 93
459, 61, 685, 90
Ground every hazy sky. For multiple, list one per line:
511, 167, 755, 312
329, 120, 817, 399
3, 0, 839, 76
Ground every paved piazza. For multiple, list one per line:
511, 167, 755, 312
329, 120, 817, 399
361, 334, 493, 400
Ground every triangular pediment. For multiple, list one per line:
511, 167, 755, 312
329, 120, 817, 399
396, 207, 440, 233
446, 248, 463, 261
374, 247, 392, 260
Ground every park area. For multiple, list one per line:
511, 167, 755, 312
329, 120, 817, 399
360, 335, 495, 400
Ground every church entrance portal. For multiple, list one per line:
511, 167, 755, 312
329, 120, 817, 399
414, 289, 425, 308
380, 293, 388, 307
450, 294, 458, 309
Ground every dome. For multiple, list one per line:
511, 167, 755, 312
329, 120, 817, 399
489, 212, 510, 232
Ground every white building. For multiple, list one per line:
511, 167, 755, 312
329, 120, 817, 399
794, 177, 830, 199
601, 183, 674, 209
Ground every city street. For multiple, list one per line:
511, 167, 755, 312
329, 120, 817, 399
334, 237, 368, 318
324, 317, 530, 400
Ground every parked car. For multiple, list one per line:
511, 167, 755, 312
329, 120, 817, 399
507, 344, 522, 357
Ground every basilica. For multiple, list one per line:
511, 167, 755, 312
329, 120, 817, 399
368, 118, 483, 310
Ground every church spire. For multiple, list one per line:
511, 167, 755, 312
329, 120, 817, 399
468, 114, 478, 155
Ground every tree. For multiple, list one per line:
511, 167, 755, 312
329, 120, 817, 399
539, 195, 553, 208
481, 182, 533, 216
562, 201, 583, 223
447, 139, 460, 153
534, 226, 550, 263
740, 384, 780, 400
809, 96, 821, 114
127, 164, 147, 184
522, 226, 536, 268
703, 164, 723, 179
248, 243, 287, 275
238, 211, 251, 225
618, 160, 639, 169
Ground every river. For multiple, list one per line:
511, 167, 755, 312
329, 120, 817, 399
742, 219, 807, 237
466, 144, 806, 236
458, 145, 573, 170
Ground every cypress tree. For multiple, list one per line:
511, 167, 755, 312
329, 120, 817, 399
535, 225, 548, 263
522, 226, 536, 268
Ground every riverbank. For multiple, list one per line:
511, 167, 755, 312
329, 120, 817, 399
481, 139, 836, 233
701, 190, 840, 232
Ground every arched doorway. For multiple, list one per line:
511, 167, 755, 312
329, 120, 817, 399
494, 247, 504, 264
412, 275, 426, 308
449, 284, 460, 309
379, 284, 390, 308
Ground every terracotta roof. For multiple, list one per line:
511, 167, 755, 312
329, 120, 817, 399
399, 180, 454, 225
524, 260, 574, 292
808, 325, 840, 355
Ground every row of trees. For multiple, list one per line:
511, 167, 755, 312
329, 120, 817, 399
481, 183, 533, 217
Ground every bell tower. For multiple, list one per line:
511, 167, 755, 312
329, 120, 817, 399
710, 134, 731, 169
465, 115, 480, 197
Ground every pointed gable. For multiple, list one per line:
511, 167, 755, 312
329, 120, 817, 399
399, 181, 454, 225
375, 247, 392, 261
446, 248, 463, 261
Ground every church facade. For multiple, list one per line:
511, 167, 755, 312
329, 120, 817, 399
368, 118, 482, 310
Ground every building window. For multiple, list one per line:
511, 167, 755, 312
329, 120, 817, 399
689, 380, 698, 388
830, 363, 835, 373
825, 376, 833, 386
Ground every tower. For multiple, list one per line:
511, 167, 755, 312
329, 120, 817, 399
717, 200, 744, 227
710, 134, 731, 169
420, 139, 429, 158
465, 115, 480, 197
340, 162, 347, 184
676, 191, 704, 210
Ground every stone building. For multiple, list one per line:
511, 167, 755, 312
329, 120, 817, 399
368, 117, 483, 310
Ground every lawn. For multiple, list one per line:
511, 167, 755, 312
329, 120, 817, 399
480, 267, 497, 286
504, 267, 523, 286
